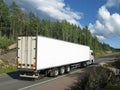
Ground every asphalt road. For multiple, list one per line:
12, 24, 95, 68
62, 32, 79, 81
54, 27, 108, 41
0, 54, 119, 90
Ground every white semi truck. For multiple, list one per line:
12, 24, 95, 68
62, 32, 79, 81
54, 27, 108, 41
17, 36, 94, 78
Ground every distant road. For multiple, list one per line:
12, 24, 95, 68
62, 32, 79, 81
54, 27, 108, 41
0, 54, 119, 90
95, 53, 120, 63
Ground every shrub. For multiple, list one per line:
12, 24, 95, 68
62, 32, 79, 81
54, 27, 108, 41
86, 66, 114, 90
0, 36, 15, 49
112, 58, 120, 69
104, 83, 120, 90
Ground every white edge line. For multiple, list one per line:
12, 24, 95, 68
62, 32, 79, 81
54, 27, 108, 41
18, 69, 81, 90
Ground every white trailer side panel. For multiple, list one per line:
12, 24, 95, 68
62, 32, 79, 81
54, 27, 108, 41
37, 36, 90, 70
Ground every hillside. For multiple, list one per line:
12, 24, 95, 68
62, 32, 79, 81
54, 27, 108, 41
0, 50, 16, 66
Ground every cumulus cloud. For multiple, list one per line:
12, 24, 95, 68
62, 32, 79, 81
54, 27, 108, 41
88, 0, 120, 40
105, 0, 120, 8
4, 0, 82, 26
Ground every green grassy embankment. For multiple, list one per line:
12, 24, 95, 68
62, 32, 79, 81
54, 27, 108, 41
0, 60, 16, 74
0, 36, 16, 74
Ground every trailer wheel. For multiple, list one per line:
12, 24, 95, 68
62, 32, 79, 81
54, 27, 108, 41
54, 69, 59, 76
50, 69, 59, 77
65, 66, 71, 73
59, 67, 65, 75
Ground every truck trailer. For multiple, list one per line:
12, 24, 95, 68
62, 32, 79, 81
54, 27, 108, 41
17, 36, 94, 78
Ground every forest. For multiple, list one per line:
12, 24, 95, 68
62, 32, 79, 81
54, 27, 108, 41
0, 0, 115, 57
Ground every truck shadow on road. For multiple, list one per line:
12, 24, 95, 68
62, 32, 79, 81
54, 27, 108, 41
7, 71, 35, 81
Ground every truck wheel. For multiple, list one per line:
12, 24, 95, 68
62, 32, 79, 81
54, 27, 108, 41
65, 66, 71, 73
59, 67, 65, 75
82, 62, 87, 68
91, 60, 94, 64
50, 69, 59, 77
54, 69, 59, 76
89, 60, 94, 65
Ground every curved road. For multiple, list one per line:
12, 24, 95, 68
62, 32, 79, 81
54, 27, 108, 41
0, 54, 119, 90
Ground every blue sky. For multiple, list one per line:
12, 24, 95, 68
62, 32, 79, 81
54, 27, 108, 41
65, 0, 106, 26
4, 0, 120, 48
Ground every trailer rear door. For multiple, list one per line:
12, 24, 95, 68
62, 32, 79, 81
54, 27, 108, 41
17, 36, 36, 70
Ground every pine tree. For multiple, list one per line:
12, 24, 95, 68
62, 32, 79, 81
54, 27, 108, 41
0, 0, 10, 37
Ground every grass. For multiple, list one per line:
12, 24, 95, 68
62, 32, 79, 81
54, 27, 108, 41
104, 83, 120, 90
103, 63, 112, 67
95, 51, 106, 58
0, 65, 16, 74
0, 60, 16, 74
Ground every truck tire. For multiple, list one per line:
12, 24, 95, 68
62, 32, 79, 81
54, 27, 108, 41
50, 68, 59, 77
65, 66, 71, 73
91, 60, 94, 64
81, 62, 87, 68
59, 67, 65, 75
54, 69, 59, 76
89, 60, 94, 65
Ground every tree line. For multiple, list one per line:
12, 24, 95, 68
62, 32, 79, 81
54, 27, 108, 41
0, 0, 114, 55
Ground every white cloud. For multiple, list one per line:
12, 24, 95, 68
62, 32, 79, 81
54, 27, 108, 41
4, 0, 82, 26
88, 0, 120, 40
105, 0, 120, 8
97, 35, 106, 41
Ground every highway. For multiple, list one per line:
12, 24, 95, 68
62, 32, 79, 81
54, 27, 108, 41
0, 54, 119, 90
